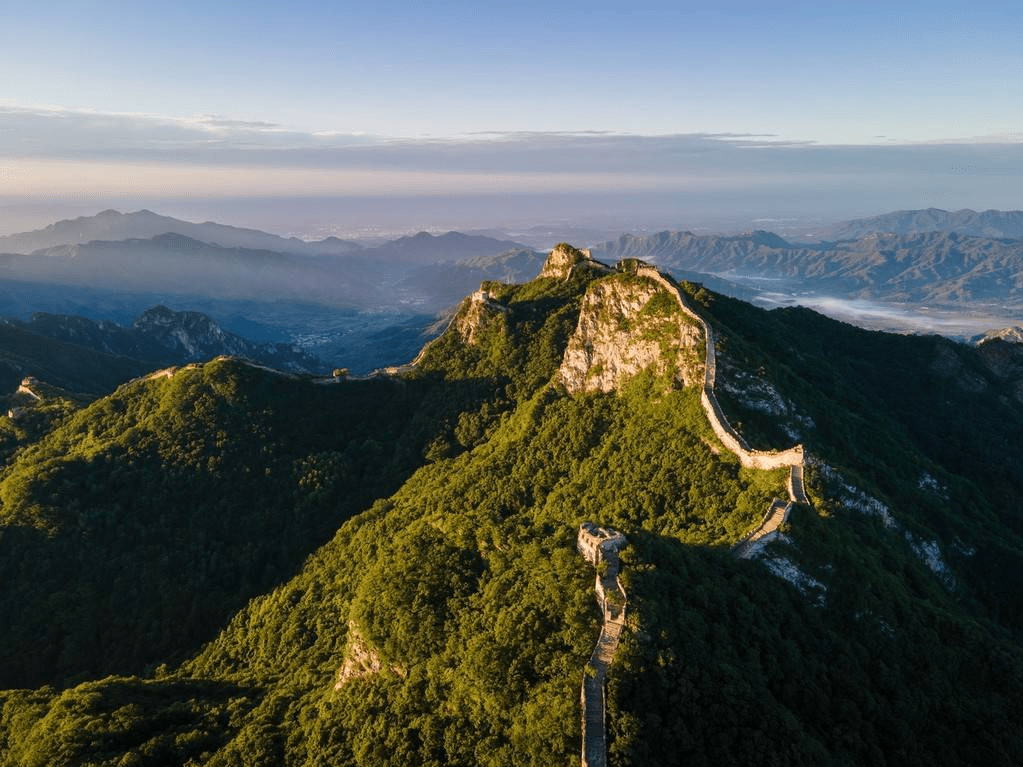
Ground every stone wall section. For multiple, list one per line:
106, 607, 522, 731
733, 499, 793, 559
578, 524, 627, 767
635, 267, 805, 475
634, 266, 811, 569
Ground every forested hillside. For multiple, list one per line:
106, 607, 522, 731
1, 247, 1021, 766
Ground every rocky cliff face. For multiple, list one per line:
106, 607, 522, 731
445, 248, 702, 394
450, 241, 604, 346
557, 273, 701, 394
538, 243, 608, 280
453, 289, 509, 345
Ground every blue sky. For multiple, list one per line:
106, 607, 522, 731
1, 0, 1022, 232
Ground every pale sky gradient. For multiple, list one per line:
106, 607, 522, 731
1, 0, 1022, 232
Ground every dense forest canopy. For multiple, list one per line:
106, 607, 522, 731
1, 255, 1022, 766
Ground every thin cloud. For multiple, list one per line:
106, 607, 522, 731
1, 102, 1021, 210
189, 116, 289, 132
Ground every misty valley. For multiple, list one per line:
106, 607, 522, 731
2, 208, 1023, 380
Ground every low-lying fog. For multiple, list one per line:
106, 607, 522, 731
754, 293, 1021, 340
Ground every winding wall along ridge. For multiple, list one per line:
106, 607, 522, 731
572, 265, 809, 765
634, 266, 809, 561
636, 266, 805, 475
580, 546, 627, 767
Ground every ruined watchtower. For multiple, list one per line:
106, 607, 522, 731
577, 522, 627, 567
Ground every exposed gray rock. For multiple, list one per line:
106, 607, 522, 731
557, 276, 701, 394
539, 242, 591, 279
452, 289, 508, 345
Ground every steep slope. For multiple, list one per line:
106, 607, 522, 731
131, 306, 316, 370
1, 248, 1023, 766
17, 305, 326, 373
0, 357, 490, 688
0, 322, 150, 395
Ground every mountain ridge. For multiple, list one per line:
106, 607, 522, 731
0, 234, 385, 308
18, 305, 327, 374
821, 207, 1023, 240
1, 244, 1023, 765
590, 228, 1023, 306
0, 209, 362, 256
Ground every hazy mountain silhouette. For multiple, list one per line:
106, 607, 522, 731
821, 208, 1023, 240
0, 209, 362, 256
360, 230, 529, 265
591, 229, 1023, 305
0, 234, 383, 307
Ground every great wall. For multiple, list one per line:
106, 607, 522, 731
577, 523, 628, 767
321, 245, 808, 765
577, 262, 810, 765
635, 265, 806, 474
114, 248, 808, 765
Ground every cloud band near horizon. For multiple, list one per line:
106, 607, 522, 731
1, 104, 1021, 212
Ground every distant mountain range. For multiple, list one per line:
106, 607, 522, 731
590, 229, 1023, 305
0, 231, 538, 314
0, 233, 384, 308
399, 248, 548, 307
0, 209, 362, 256
3, 207, 1023, 374
819, 208, 1023, 240
0, 212, 542, 374
0, 304, 327, 396
358, 230, 527, 266
11, 207, 1023, 315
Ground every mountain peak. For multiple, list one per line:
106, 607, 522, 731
557, 266, 702, 393
975, 326, 1023, 345
742, 230, 792, 248
539, 242, 593, 279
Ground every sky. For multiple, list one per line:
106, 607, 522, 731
1, 0, 1022, 235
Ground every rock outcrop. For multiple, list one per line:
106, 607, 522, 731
539, 243, 609, 280
453, 288, 509, 345
557, 271, 702, 394
334, 622, 405, 690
